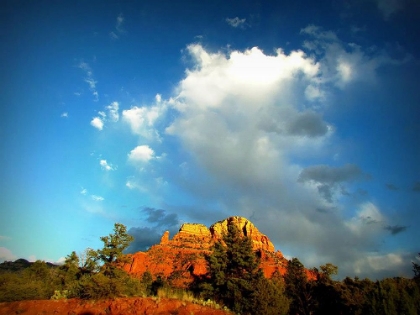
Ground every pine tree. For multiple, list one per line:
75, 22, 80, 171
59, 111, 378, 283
97, 223, 134, 277
284, 258, 316, 315
205, 223, 265, 314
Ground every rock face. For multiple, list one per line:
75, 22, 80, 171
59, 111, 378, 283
123, 216, 288, 287
210, 216, 275, 252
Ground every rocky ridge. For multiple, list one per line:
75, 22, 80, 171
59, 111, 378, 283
124, 216, 288, 287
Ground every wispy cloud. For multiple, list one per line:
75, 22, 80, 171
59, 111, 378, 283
90, 102, 120, 130
300, 25, 409, 88
80, 188, 87, 195
106, 101, 119, 122
226, 17, 248, 29
0, 236, 11, 241
91, 195, 104, 201
60, 112, 68, 118
100, 159, 116, 171
110, 13, 125, 40
116, 13, 124, 32
78, 62, 99, 101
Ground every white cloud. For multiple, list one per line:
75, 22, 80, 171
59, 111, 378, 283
300, 25, 407, 89
123, 99, 166, 140
80, 188, 87, 195
90, 117, 104, 130
61, 112, 68, 118
89, 102, 120, 129
0, 247, 17, 262
166, 44, 325, 187
128, 145, 155, 163
100, 159, 115, 171
226, 17, 247, 28
353, 252, 407, 277
91, 195, 104, 201
125, 178, 147, 192
346, 202, 384, 235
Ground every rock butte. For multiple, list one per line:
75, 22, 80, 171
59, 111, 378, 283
123, 216, 291, 287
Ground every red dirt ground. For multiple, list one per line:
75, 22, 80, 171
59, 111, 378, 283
0, 297, 232, 315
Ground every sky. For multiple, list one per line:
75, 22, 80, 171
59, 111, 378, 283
1, 0, 419, 279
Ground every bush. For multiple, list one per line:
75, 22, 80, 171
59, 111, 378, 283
0, 271, 52, 302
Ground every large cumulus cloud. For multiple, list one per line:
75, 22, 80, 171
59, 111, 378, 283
122, 29, 411, 278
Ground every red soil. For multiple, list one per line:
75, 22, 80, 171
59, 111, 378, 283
0, 297, 232, 315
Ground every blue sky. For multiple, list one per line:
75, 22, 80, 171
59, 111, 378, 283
1, 0, 419, 279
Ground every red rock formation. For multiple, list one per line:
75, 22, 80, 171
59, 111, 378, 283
123, 216, 290, 287
210, 216, 275, 252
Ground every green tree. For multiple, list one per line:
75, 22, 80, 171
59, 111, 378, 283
96, 223, 134, 277
312, 263, 341, 314
64, 223, 138, 299
284, 258, 316, 315
252, 276, 290, 315
202, 223, 285, 315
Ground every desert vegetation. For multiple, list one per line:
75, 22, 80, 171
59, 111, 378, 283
1, 223, 419, 315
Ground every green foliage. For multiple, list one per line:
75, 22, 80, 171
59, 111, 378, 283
284, 258, 316, 315
71, 223, 140, 299
252, 277, 289, 315
311, 264, 342, 314
0, 261, 61, 302
97, 223, 134, 275
200, 223, 289, 315
141, 270, 154, 295
0, 223, 142, 302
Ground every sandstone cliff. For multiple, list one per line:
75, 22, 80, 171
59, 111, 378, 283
123, 216, 288, 287
210, 216, 275, 252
